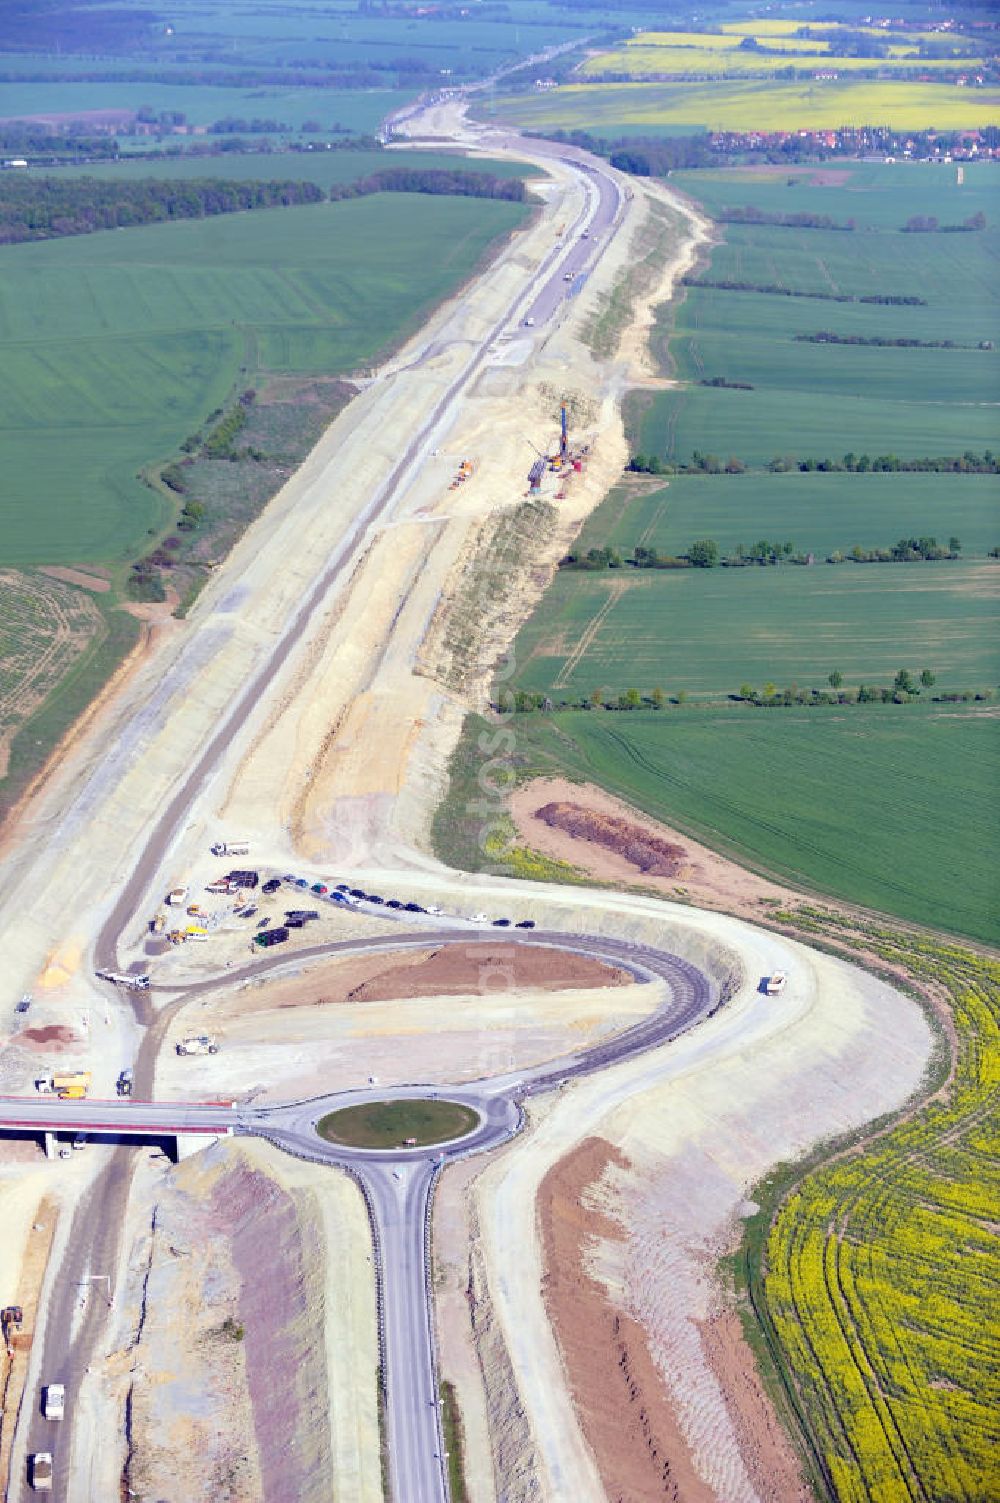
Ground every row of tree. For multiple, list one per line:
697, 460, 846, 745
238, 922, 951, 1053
327, 168, 527, 203
501, 676, 996, 715
0, 168, 527, 244
830, 537, 961, 563
0, 175, 324, 243
561, 536, 968, 573
682, 276, 927, 307
902, 212, 987, 233
715, 205, 857, 231
795, 331, 989, 350
627, 450, 999, 477
738, 668, 946, 705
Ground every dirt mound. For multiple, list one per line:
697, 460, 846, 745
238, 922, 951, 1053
345, 943, 630, 1002
19, 1025, 78, 1049
535, 801, 688, 877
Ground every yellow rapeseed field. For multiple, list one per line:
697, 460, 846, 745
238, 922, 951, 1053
756, 924, 999, 1501
580, 45, 969, 77
495, 79, 1000, 133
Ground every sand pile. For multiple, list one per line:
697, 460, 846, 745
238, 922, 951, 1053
534, 802, 688, 878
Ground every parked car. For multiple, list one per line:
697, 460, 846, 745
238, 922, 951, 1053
515, 920, 536, 929
262, 878, 281, 895
387, 899, 403, 910
492, 918, 511, 927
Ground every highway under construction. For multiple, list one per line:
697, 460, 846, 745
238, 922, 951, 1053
0, 83, 934, 1503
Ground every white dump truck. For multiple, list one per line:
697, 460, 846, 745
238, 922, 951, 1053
211, 840, 249, 857
176, 1035, 219, 1056
765, 971, 788, 996
30, 1452, 52, 1491
43, 1383, 64, 1420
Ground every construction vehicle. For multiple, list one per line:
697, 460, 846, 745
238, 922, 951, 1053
1, 1306, 22, 1354
52, 1072, 91, 1100
43, 1384, 65, 1420
186, 904, 203, 917
184, 926, 208, 941
166, 886, 188, 906
175, 1035, 218, 1056
29, 1452, 53, 1491
210, 840, 249, 857
95, 969, 150, 990
764, 971, 788, 996
150, 912, 166, 935
166, 930, 186, 946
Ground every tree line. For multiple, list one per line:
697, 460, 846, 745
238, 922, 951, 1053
627, 450, 999, 477
682, 276, 926, 306
498, 672, 995, 715
0, 168, 526, 244
561, 537, 965, 573
327, 168, 527, 203
902, 212, 987, 233
795, 331, 990, 350
0, 175, 323, 243
714, 205, 856, 231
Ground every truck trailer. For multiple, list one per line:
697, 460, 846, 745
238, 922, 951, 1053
42, 1384, 64, 1420
211, 840, 250, 857
176, 1036, 219, 1056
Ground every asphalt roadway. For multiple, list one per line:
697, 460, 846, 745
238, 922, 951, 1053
7, 930, 719, 1503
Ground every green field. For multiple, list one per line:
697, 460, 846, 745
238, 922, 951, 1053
0, 81, 413, 134
316, 1099, 479, 1149
632, 164, 1000, 468
0, 192, 527, 565
485, 78, 1000, 134
463, 707, 999, 944
577, 474, 1000, 563
513, 563, 999, 698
